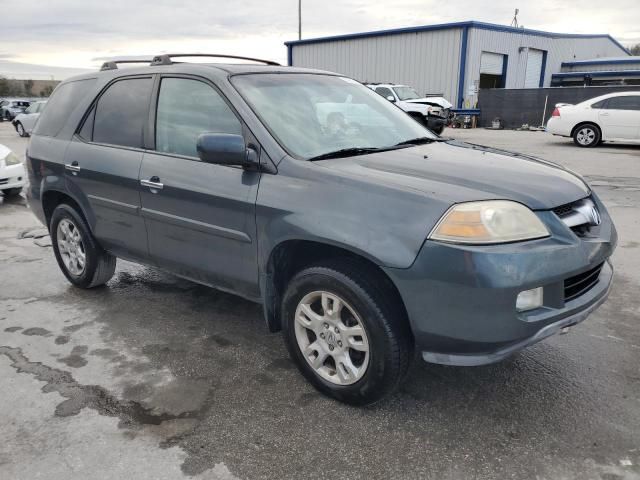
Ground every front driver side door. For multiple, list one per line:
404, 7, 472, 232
139, 75, 261, 299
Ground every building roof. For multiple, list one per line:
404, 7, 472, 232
285, 20, 630, 56
561, 57, 640, 67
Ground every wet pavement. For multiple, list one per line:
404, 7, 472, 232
1, 123, 639, 479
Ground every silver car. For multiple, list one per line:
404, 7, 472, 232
12, 100, 47, 137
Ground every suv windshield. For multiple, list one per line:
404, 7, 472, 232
232, 74, 434, 159
393, 86, 421, 101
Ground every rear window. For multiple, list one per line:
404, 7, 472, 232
34, 78, 96, 137
91, 77, 153, 149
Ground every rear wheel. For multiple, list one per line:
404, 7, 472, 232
50, 203, 116, 288
281, 260, 412, 405
573, 123, 600, 147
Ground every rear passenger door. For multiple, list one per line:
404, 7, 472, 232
598, 95, 640, 141
65, 76, 153, 260
139, 75, 261, 298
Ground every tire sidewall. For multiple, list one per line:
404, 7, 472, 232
574, 124, 600, 148
50, 204, 102, 288
282, 267, 398, 404
16, 123, 25, 137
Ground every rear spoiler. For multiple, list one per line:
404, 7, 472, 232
555, 103, 573, 108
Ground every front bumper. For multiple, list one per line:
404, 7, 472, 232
384, 196, 617, 366
0, 163, 26, 190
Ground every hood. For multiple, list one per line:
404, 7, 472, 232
405, 97, 453, 109
317, 140, 589, 210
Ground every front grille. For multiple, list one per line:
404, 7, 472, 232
0, 178, 8, 185
564, 262, 604, 302
552, 196, 600, 237
552, 203, 574, 218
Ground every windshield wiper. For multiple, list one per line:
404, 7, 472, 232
308, 147, 383, 161
394, 137, 446, 146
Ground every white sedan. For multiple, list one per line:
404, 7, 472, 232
546, 92, 640, 147
12, 100, 47, 137
0, 144, 25, 197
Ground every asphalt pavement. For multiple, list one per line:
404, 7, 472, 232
1, 123, 639, 480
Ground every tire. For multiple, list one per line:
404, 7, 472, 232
2, 188, 22, 197
281, 260, 412, 405
15, 122, 27, 137
573, 123, 600, 148
50, 203, 116, 288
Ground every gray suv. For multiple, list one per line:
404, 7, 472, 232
26, 54, 616, 405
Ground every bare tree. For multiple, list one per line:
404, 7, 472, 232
23, 79, 34, 96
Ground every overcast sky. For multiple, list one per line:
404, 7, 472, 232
1, 0, 639, 79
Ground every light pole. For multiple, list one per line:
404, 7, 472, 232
298, 0, 302, 40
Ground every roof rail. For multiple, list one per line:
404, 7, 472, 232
150, 53, 281, 67
100, 59, 154, 71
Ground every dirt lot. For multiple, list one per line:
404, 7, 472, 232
1, 123, 639, 480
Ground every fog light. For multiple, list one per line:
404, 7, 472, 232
516, 287, 543, 312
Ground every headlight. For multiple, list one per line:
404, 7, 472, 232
429, 200, 549, 244
4, 152, 21, 166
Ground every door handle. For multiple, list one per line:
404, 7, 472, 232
140, 177, 164, 191
600, 112, 610, 116
65, 161, 80, 174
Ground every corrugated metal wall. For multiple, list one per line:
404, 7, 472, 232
291, 28, 463, 105
290, 26, 628, 110
463, 30, 626, 108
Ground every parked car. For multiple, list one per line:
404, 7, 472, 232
12, 100, 47, 137
546, 92, 640, 147
0, 99, 31, 122
366, 83, 450, 134
26, 55, 616, 405
0, 144, 25, 197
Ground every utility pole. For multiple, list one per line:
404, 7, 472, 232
298, 0, 302, 40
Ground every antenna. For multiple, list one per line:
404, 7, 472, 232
510, 8, 519, 28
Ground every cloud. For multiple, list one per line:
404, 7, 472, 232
2, 0, 638, 78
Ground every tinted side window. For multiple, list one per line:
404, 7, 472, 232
33, 78, 97, 137
155, 78, 242, 158
605, 96, 640, 111
93, 77, 153, 148
375, 87, 394, 99
591, 99, 607, 109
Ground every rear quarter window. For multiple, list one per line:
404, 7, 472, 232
33, 78, 97, 137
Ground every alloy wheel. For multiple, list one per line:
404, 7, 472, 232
294, 290, 370, 385
576, 127, 596, 146
56, 218, 86, 276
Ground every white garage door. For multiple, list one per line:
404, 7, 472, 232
480, 52, 505, 75
524, 49, 544, 88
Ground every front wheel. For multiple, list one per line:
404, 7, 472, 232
15, 122, 27, 137
281, 261, 412, 405
50, 203, 116, 288
573, 123, 601, 147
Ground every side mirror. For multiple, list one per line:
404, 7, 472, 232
386, 95, 396, 102
196, 133, 257, 168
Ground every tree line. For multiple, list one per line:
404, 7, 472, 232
0, 77, 55, 97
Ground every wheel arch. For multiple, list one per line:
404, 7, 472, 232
261, 239, 410, 334
41, 188, 93, 232
571, 121, 602, 138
